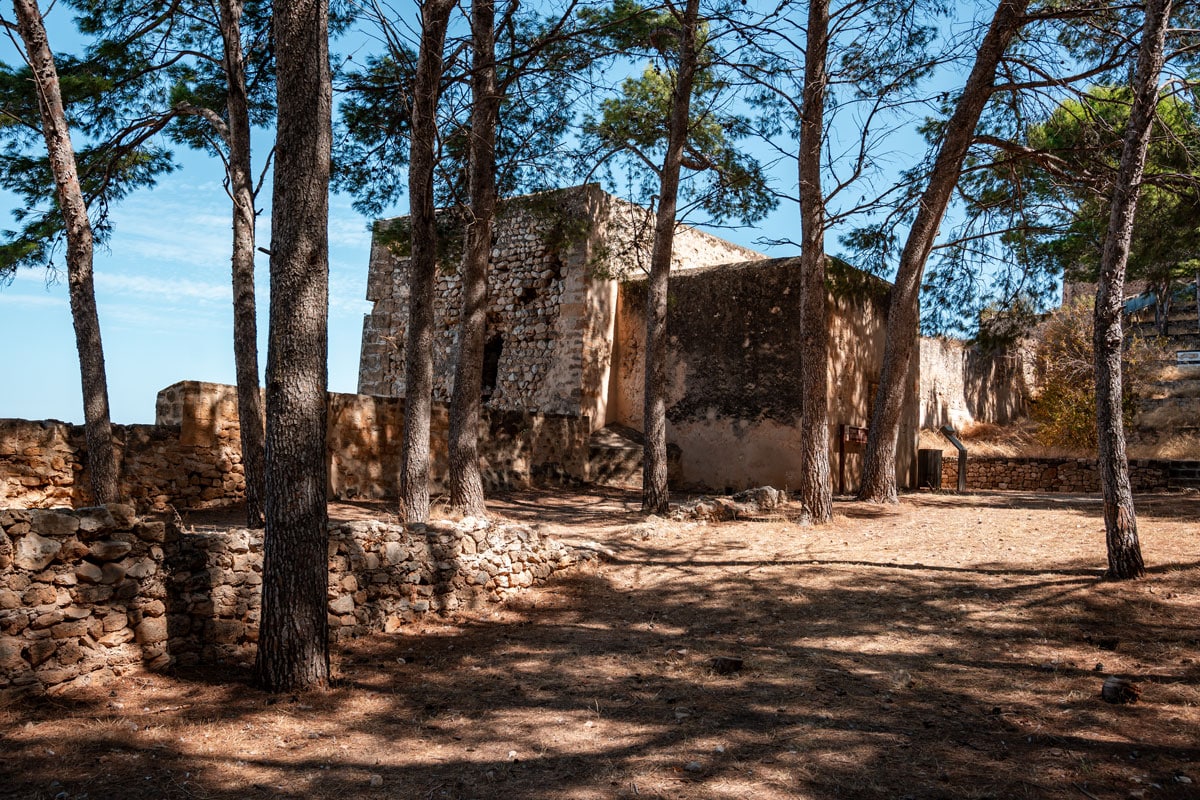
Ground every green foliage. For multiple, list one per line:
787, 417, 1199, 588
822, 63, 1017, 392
1033, 88, 1200, 286
914, 79, 1200, 338
334, 52, 416, 216
334, 4, 589, 216
576, 1, 775, 228
70, 0, 279, 157
1032, 298, 1162, 448
0, 50, 175, 275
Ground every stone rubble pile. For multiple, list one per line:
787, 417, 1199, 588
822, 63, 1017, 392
670, 486, 791, 522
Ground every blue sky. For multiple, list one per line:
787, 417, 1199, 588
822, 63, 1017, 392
0, 151, 379, 423
0, 2, 986, 426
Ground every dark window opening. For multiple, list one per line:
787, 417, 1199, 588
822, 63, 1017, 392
481, 335, 503, 400
519, 286, 538, 304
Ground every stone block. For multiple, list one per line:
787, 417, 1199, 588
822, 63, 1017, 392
140, 599, 166, 618
75, 562, 104, 585
101, 611, 128, 632
123, 557, 157, 579
98, 628, 135, 648
135, 616, 168, 645
25, 638, 56, 667
59, 538, 88, 560
134, 521, 167, 543
29, 510, 79, 537
31, 609, 64, 629
76, 507, 117, 535
382, 542, 407, 566
89, 540, 133, 562
63, 605, 90, 620
14, 533, 62, 571
71, 585, 113, 604
35, 665, 79, 686
0, 530, 11, 570
329, 595, 355, 615
105, 503, 138, 529
100, 563, 127, 585
211, 619, 243, 645
51, 619, 89, 639
0, 635, 28, 672
0, 589, 20, 610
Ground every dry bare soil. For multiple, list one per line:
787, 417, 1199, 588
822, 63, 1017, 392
2, 488, 1198, 800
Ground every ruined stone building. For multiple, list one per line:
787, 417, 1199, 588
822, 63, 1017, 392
359, 184, 920, 493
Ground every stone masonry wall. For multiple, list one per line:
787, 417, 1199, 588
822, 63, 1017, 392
0, 505, 590, 699
2, 382, 590, 511
940, 455, 1171, 493
357, 184, 763, 427
609, 257, 919, 492
0, 418, 245, 511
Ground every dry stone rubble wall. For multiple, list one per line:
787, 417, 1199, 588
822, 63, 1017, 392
940, 455, 1171, 493
1, 381, 590, 511
0, 505, 591, 699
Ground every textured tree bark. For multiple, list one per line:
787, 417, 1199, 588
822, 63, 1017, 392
254, 0, 331, 693
797, 0, 832, 522
401, 0, 456, 523
642, 0, 700, 514
1093, 0, 1169, 580
12, 0, 120, 505
448, 0, 499, 517
220, 0, 266, 529
858, 0, 1029, 503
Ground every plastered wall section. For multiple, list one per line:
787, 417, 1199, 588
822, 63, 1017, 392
357, 184, 764, 432
918, 337, 1032, 430
609, 257, 918, 493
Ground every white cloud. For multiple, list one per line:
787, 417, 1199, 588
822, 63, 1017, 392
0, 292, 64, 308
95, 272, 230, 304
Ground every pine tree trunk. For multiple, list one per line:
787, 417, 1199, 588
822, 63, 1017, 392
642, 0, 700, 515
797, 0, 832, 522
448, 0, 499, 518
12, 0, 120, 506
220, 0, 266, 529
254, 0, 331, 693
401, 0, 456, 524
1093, 0, 1169, 581
858, 0, 1029, 503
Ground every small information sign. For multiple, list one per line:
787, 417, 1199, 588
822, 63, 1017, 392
842, 425, 868, 444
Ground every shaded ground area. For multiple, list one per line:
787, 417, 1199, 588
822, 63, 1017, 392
3, 489, 1199, 800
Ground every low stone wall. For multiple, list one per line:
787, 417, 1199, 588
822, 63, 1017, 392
1, 381, 591, 511
0, 419, 244, 511
940, 455, 1172, 493
0, 504, 590, 699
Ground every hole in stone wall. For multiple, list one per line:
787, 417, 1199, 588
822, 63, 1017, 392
519, 286, 538, 304
482, 335, 504, 400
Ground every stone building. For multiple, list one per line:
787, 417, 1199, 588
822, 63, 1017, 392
359, 184, 919, 493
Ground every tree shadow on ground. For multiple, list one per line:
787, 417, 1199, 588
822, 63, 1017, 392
3, 493, 1199, 800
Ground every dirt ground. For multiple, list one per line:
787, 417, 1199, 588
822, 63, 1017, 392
2, 488, 1198, 800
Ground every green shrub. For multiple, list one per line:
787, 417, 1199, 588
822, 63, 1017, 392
1032, 298, 1162, 448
